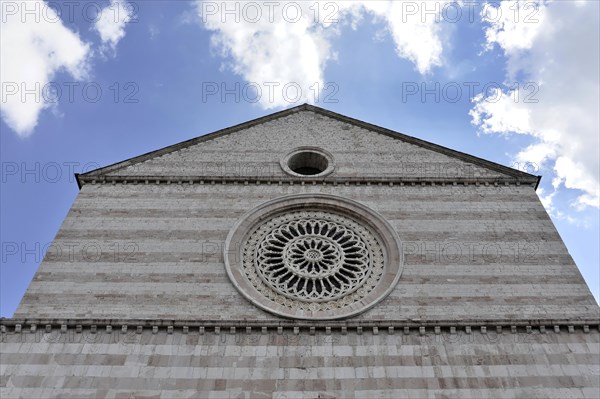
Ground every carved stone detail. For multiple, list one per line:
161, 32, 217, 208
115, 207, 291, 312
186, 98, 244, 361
247, 212, 382, 307
224, 194, 403, 320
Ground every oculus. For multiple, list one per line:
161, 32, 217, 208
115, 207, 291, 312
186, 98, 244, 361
280, 147, 335, 177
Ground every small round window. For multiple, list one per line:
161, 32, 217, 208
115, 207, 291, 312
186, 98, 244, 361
281, 147, 335, 178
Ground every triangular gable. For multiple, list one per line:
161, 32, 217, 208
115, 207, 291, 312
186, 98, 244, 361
78, 104, 539, 187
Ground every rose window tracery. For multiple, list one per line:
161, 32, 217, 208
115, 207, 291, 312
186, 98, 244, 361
256, 218, 372, 302
243, 211, 384, 312
223, 194, 403, 320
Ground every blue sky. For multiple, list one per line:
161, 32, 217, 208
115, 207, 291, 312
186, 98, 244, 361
1, 0, 598, 316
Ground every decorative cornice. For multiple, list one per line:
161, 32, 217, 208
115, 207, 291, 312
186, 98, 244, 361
76, 174, 540, 189
1, 317, 598, 335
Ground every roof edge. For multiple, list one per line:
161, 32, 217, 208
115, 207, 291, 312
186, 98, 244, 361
81, 104, 311, 179
303, 104, 538, 181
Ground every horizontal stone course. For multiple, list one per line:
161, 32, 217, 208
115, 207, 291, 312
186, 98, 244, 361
1, 329, 598, 398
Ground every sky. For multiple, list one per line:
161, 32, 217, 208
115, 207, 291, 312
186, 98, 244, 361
1, 0, 599, 317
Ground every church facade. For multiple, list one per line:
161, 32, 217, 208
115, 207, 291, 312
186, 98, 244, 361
1, 104, 599, 398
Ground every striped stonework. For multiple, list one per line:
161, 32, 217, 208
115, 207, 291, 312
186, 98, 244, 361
2, 105, 598, 398
1, 324, 598, 398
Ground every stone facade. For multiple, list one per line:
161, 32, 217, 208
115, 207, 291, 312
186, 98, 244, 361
1, 326, 598, 399
2, 105, 598, 398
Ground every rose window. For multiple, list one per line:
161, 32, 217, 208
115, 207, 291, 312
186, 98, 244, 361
242, 210, 385, 313
256, 218, 372, 302
224, 194, 403, 320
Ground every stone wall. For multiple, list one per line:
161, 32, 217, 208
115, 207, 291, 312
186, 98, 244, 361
1, 326, 598, 398
14, 183, 598, 321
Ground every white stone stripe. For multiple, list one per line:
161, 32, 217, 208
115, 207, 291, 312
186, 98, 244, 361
23, 282, 589, 298
0, 364, 596, 380
2, 342, 597, 357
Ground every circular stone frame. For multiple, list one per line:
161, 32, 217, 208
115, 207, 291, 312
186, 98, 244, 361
223, 194, 403, 320
280, 147, 335, 178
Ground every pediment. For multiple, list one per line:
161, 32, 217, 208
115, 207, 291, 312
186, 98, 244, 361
80, 104, 538, 186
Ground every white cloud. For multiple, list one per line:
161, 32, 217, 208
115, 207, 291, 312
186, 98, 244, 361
353, 1, 446, 74
481, 0, 547, 56
0, 1, 90, 137
197, 0, 449, 108
471, 0, 599, 210
469, 88, 532, 134
94, 0, 134, 52
1, 0, 134, 137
